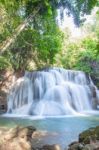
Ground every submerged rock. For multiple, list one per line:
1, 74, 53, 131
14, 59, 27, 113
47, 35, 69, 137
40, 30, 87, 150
41, 144, 61, 150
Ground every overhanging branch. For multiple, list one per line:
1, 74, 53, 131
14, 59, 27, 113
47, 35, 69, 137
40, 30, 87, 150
0, 7, 40, 55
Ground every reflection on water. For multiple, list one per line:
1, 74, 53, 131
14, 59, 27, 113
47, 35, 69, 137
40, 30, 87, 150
0, 116, 99, 149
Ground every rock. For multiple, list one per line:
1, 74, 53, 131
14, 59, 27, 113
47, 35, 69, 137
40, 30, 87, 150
41, 144, 61, 150
0, 126, 62, 150
68, 142, 84, 150
18, 126, 36, 139
0, 91, 7, 114
32, 130, 48, 138
94, 126, 99, 139
79, 128, 95, 144
0, 126, 36, 150
0, 137, 31, 150
1, 126, 35, 141
82, 142, 99, 150
68, 126, 99, 150
79, 126, 99, 144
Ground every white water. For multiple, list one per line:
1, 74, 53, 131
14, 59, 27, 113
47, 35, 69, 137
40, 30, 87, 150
7, 68, 99, 116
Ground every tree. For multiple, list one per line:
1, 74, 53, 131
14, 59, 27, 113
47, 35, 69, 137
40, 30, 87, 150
55, 8, 99, 86
1, 15, 63, 71
0, 0, 98, 54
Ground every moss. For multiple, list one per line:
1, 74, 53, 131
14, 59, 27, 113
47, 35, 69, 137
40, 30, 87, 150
94, 126, 99, 139
79, 126, 99, 144
79, 128, 95, 143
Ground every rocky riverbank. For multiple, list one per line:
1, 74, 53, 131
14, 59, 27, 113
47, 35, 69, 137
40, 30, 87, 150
0, 126, 61, 150
68, 126, 99, 150
0, 125, 99, 150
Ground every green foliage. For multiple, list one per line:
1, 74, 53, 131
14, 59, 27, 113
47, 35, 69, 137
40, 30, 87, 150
0, 0, 22, 42
0, 0, 98, 72
5, 16, 63, 71
56, 36, 99, 73
75, 38, 99, 74
0, 56, 11, 70
33, 16, 63, 64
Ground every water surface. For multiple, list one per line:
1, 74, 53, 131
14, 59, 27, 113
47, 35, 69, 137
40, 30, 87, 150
0, 115, 99, 149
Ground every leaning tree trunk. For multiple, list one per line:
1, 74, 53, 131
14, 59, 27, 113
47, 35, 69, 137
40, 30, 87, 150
0, 7, 40, 55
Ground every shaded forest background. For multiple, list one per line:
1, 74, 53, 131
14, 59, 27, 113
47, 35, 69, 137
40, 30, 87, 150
0, 0, 99, 87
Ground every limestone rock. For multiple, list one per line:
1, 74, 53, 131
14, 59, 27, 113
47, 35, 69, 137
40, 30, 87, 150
0, 126, 36, 150
0, 126, 61, 150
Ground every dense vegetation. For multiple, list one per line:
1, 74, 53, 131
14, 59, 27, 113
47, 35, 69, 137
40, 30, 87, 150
55, 10, 99, 86
0, 0, 99, 85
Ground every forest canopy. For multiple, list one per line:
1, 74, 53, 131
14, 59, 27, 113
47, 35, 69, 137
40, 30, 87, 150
0, 0, 99, 73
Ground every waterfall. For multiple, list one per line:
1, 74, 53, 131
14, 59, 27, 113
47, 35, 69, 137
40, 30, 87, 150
7, 68, 99, 116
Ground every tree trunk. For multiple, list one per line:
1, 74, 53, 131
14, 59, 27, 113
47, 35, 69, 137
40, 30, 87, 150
0, 7, 40, 55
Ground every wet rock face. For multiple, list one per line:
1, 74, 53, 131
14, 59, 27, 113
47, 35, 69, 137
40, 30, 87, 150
0, 70, 24, 114
68, 126, 99, 150
0, 103, 7, 114
0, 90, 7, 114
91, 72, 99, 89
0, 70, 16, 114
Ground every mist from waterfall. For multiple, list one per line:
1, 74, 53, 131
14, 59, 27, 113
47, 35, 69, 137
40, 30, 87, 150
7, 68, 99, 116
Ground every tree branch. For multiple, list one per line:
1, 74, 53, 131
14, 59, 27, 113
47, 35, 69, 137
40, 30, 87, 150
0, 7, 40, 55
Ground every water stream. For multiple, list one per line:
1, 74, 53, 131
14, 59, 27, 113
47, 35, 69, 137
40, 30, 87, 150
7, 67, 99, 116
1, 67, 99, 149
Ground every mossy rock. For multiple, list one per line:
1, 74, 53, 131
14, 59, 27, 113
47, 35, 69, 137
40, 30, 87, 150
79, 128, 95, 143
68, 143, 84, 150
79, 126, 99, 144
94, 126, 99, 140
82, 143, 99, 150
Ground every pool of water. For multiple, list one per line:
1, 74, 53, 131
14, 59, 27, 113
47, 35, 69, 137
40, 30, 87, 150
0, 115, 99, 149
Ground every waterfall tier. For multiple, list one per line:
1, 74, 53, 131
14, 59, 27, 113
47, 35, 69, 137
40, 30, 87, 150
7, 68, 99, 116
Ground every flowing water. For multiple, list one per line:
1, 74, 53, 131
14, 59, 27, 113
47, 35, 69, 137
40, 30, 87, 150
7, 67, 99, 116
1, 67, 99, 149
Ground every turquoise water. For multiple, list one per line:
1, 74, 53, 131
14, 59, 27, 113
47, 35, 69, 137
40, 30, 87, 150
0, 115, 99, 149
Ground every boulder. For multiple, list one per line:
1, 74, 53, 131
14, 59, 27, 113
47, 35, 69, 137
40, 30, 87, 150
0, 126, 62, 150
68, 142, 84, 150
79, 128, 95, 144
82, 142, 99, 150
18, 126, 36, 139
68, 126, 99, 150
79, 126, 99, 144
0, 126, 36, 150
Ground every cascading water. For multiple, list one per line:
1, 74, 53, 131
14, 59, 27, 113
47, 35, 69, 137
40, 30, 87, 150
7, 68, 99, 116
